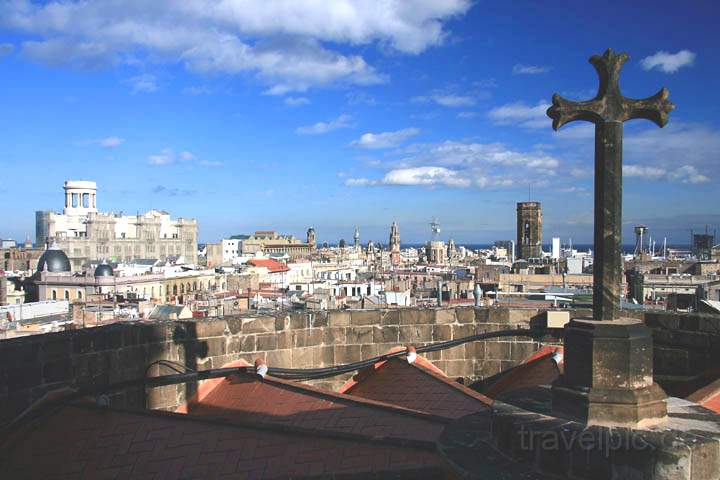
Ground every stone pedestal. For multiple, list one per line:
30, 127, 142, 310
552, 318, 667, 427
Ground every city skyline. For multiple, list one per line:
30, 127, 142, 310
1, 1, 718, 244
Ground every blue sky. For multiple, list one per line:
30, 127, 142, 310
0, 0, 718, 245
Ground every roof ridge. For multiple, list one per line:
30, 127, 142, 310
68, 402, 439, 451
234, 372, 451, 424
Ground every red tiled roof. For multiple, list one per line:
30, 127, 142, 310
684, 368, 720, 414
178, 360, 448, 444
0, 402, 445, 479
476, 346, 563, 399
339, 349, 491, 420
247, 259, 290, 273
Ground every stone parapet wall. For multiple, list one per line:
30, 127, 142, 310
1, 307, 718, 426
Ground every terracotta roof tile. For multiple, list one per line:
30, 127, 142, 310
473, 346, 563, 399
0, 403, 446, 479
247, 259, 290, 273
179, 367, 449, 444
339, 351, 491, 419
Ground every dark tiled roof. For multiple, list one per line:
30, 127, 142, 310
0, 402, 446, 479
340, 354, 491, 419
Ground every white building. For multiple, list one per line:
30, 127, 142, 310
36, 180, 198, 270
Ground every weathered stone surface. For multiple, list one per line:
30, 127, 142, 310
328, 311, 350, 327
255, 334, 278, 351
434, 309, 455, 325
455, 308, 474, 324
350, 310, 381, 326
346, 326, 373, 345
321, 327, 346, 345
432, 324, 452, 342
241, 316, 275, 334
400, 309, 434, 325
373, 325, 399, 344
399, 325, 432, 344
266, 349, 292, 367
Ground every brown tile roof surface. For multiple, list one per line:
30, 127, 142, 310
340, 357, 491, 419
480, 346, 563, 399
1, 403, 445, 479
180, 372, 448, 443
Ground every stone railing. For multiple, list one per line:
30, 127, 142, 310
0, 307, 717, 425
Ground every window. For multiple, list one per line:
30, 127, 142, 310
51, 290, 57, 300
64, 290, 69, 300
77, 290, 83, 300
82, 193, 89, 208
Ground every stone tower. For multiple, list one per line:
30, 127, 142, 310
516, 202, 542, 260
389, 222, 401, 266
306, 227, 316, 249
353, 227, 360, 250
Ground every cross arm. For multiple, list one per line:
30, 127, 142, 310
623, 87, 675, 128
547, 94, 604, 131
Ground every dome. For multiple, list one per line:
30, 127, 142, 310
37, 243, 71, 273
94, 261, 114, 277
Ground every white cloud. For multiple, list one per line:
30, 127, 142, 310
0, 43, 14, 56
2, 1, 471, 93
127, 74, 157, 93
179, 151, 195, 161
296, 114, 352, 134
669, 165, 709, 184
346, 140, 561, 190
512, 64, 550, 75
457, 111, 479, 119
79, 136, 124, 148
284, 96, 310, 106
413, 93, 476, 107
641, 50, 696, 73
349, 128, 420, 149
148, 148, 175, 165
487, 101, 550, 129
346, 91, 377, 106
623, 164, 666, 179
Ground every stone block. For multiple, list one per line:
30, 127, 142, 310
373, 326, 399, 344
474, 308, 490, 323
433, 309, 455, 325
294, 329, 323, 348
350, 310, 381, 326
699, 316, 720, 334
255, 334, 277, 351
265, 349, 292, 368
486, 342, 511, 360
432, 324, 452, 342
400, 309, 434, 325
291, 347, 314, 368
312, 346, 335, 367
203, 337, 226, 358
310, 312, 329, 328
328, 311, 351, 327
225, 318, 242, 335
322, 327, 346, 345
452, 324, 475, 340
289, 313, 309, 330
380, 310, 400, 326
274, 316, 288, 331
441, 344, 465, 360
193, 320, 228, 339
334, 345, 362, 364
455, 308, 475, 324
465, 341, 485, 360
398, 325, 432, 344
442, 360, 471, 378
346, 326, 373, 345
276, 331, 293, 350
241, 316, 275, 334
511, 342, 539, 362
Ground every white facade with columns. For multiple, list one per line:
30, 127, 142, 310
36, 180, 198, 270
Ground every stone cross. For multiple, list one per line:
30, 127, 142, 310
547, 49, 674, 320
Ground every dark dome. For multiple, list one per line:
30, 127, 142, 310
94, 262, 114, 277
37, 244, 71, 273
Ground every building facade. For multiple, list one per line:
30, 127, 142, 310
516, 202, 542, 260
231, 230, 314, 258
36, 180, 198, 270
